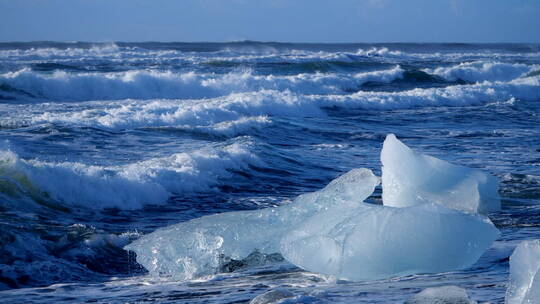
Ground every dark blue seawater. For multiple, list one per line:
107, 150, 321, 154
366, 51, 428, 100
0, 42, 539, 303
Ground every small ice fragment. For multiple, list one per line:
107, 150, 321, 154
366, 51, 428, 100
381, 134, 500, 214
506, 239, 540, 304
250, 289, 295, 304
405, 285, 477, 304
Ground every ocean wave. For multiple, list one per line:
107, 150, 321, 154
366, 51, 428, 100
3, 44, 539, 69
0, 67, 404, 101
311, 75, 540, 109
0, 69, 223, 101
353, 47, 540, 62
193, 48, 540, 65
0, 45, 350, 64
501, 173, 540, 200
0, 43, 184, 61
426, 61, 538, 82
8, 75, 536, 134
0, 221, 143, 289
355, 47, 405, 57
3, 62, 535, 104
0, 140, 259, 209
24, 90, 321, 132
0, 43, 123, 59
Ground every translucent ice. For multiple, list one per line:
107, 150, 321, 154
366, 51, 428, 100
506, 239, 540, 304
280, 203, 499, 281
405, 285, 476, 304
126, 167, 499, 281
125, 168, 380, 280
250, 289, 295, 304
381, 134, 500, 214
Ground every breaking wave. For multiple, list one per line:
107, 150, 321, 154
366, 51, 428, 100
2, 42, 540, 63
1, 62, 538, 103
311, 75, 540, 109
426, 61, 539, 82
0, 67, 405, 101
0, 140, 259, 209
3, 75, 535, 133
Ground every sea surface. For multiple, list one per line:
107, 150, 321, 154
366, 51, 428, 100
0, 42, 539, 303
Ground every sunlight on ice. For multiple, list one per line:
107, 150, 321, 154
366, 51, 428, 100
506, 240, 540, 304
280, 202, 498, 281
381, 133, 500, 214
125, 168, 380, 280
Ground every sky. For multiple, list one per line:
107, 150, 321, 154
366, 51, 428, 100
0, 0, 539, 43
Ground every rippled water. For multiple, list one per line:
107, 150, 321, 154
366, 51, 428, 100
0, 42, 539, 303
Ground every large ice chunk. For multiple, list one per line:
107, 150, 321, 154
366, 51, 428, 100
126, 167, 499, 282
506, 239, 540, 304
280, 203, 499, 281
381, 134, 500, 214
125, 168, 380, 280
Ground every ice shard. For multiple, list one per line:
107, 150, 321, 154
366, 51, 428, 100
381, 134, 500, 214
506, 239, 540, 304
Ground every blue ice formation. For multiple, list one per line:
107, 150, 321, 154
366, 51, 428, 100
125, 135, 500, 281
126, 134, 499, 280
381, 134, 500, 214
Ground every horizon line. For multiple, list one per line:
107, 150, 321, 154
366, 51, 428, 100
1, 40, 540, 45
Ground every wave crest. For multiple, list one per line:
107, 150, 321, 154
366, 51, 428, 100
426, 61, 537, 82
0, 67, 405, 101
0, 140, 259, 209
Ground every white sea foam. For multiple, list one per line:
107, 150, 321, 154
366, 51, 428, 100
0, 69, 225, 101
0, 43, 183, 63
353, 47, 540, 62
0, 141, 258, 209
0, 75, 532, 134
355, 47, 404, 57
426, 61, 537, 82
26, 90, 321, 132
310, 76, 540, 109
0, 43, 121, 59
2, 44, 539, 67
0, 67, 404, 101
3, 65, 536, 108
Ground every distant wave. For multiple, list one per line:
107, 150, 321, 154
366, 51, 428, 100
0, 43, 121, 59
0, 140, 259, 209
2, 62, 538, 102
426, 61, 538, 82
311, 75, 540, 109
0, 67, 404, 101
2, 43, 540, 66
3, 75, 536, 134
353, 47, 540, 61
